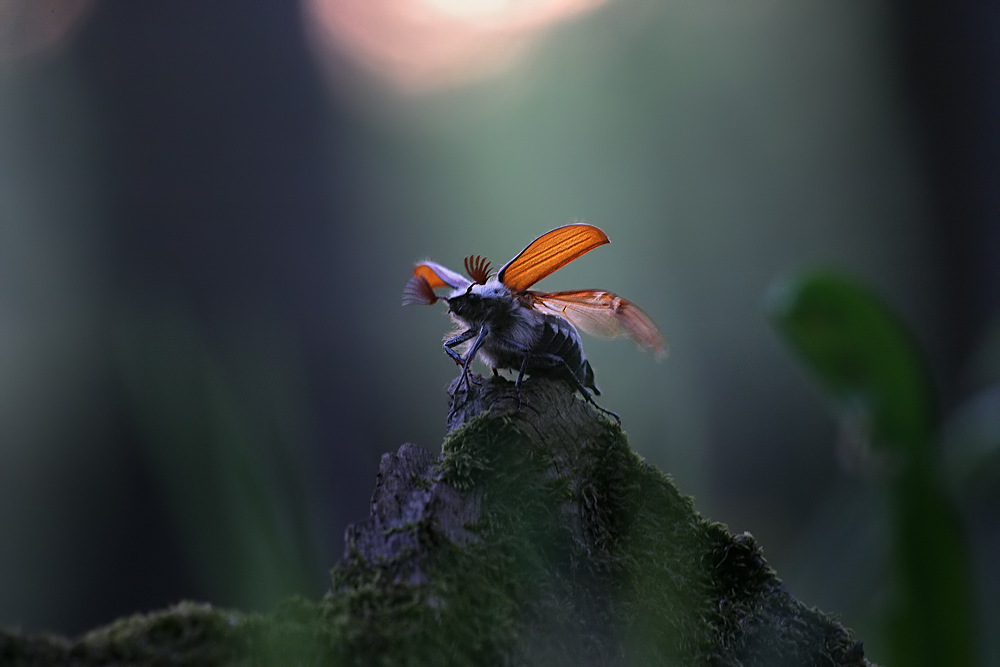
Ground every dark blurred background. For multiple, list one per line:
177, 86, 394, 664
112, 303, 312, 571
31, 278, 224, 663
0, 0, 997, 664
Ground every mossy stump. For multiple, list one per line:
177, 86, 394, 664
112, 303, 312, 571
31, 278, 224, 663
0, 375, 872, 666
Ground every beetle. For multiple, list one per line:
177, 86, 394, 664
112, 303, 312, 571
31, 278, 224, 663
402, 224, 666, 422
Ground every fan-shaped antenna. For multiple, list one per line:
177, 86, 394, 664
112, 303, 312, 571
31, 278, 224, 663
464, 255, 492, 285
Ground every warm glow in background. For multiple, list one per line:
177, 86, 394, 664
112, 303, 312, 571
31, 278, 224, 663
303, 0, 603, 89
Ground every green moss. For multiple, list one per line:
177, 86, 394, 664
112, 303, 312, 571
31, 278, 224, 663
435, 411, 716, 664
1, 396, 866, 666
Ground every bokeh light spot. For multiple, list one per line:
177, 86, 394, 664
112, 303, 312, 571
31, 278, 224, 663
302, 0, 605, 92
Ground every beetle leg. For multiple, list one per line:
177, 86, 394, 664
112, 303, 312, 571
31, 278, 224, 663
513, 353, 530, 414
459, 326, 489, 391
449, 326, 489, 418
541, 353, 620, 424
490, 337, 620, 425
443, 328, 476, 366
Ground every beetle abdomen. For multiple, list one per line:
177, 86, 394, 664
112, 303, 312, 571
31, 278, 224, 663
529, 316, 599, 394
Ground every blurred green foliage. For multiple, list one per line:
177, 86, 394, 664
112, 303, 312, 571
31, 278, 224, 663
117, 305, 317, 610
768, 271, 976, 667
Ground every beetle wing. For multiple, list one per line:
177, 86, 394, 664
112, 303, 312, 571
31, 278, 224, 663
403, 261, 471, 305
528, 290, 668, 360
497, 224, 610, 291
414, 261, 471, 290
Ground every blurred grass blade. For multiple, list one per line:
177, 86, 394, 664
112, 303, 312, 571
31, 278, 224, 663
116, 305, 316, 610
767, 271, 975, 667
766, 271, 934, 455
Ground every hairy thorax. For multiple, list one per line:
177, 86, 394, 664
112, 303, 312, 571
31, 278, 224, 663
447, 282, 544, 370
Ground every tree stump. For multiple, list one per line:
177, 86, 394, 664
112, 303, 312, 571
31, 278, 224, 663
0, 375, 873, 666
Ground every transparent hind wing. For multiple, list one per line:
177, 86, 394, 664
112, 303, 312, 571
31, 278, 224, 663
528, 290, 668, 361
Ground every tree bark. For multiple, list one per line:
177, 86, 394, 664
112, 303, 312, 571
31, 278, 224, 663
1, 375, 873, 666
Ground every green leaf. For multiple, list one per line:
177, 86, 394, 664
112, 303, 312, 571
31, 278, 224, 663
767, 271, 975, 667
766, 271, 935, 455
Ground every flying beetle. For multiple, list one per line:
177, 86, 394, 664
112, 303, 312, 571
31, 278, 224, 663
402, 224, 667, 422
